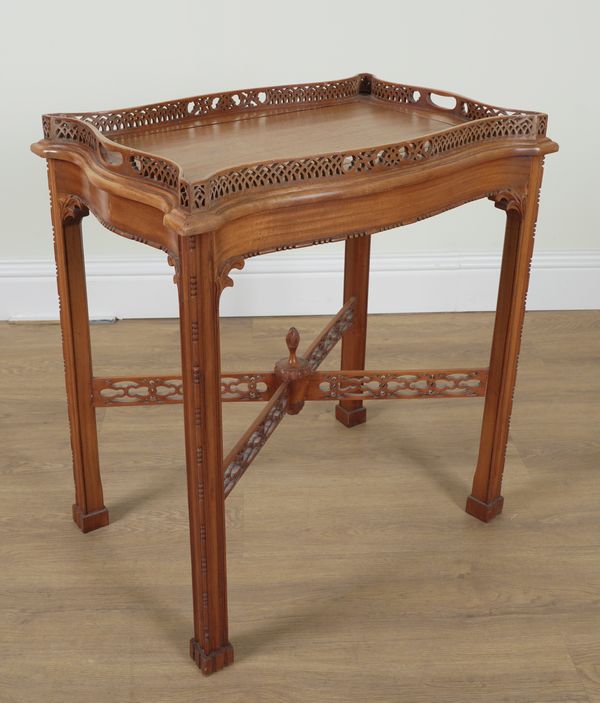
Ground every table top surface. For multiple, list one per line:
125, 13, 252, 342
112, 97, 465, 182
34, 74, 553, 215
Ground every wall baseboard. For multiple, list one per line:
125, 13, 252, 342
1, 250, 599, 321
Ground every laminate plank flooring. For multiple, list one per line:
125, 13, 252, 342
1, 311, 599, 702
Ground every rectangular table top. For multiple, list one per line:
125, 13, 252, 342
34, 74, 553, 214
112, 97, 465, 182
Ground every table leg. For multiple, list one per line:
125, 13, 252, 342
466, 158, 545, 522
178, 233, 233, 675
48, 167, 108, 533
336, 235, 371, 427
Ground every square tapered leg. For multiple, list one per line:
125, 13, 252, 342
336, 235, 371, 427
177, 233, 233, 675
48, 166, 108, 533
466, 160, 545, 522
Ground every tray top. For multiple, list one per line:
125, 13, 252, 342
34, 74, 552, 214
112, 98, 465, 182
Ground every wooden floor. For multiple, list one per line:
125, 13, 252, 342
1, 311, 599, 702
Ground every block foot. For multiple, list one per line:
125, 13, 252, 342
72, 504, 110, 533
335, 404, 367, 428
465, 495, 504, 523
190, 638, 234, 675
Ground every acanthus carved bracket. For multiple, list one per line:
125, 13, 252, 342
167, 255, 180, 285
490, 189, 527, 216
217, 257, 245, 294
60, 195, 89, 225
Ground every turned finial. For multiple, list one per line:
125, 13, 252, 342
286, 327, 300, 366
274, 326, 310, 386
274, 326, 311, 415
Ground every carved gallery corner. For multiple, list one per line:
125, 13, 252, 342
31, 73, 557, 675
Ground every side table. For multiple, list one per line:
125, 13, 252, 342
31, 73, 558, 675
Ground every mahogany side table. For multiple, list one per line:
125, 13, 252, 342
32, 74, 557, 675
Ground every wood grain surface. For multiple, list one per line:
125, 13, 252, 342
33, 73, 554, 223
113, 98, 465, 182
1, 311, 599, 702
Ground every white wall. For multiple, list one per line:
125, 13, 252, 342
1, 0, 598, 319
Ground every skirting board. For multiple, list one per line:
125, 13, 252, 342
1, 250, 599, 321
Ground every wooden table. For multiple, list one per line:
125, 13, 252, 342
32, 73, 557, 675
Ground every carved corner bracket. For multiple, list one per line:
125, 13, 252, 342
60, 195, 89, 224
217, 257, 245, 294
490, 189, 527, 216
167, 255, 180, 285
